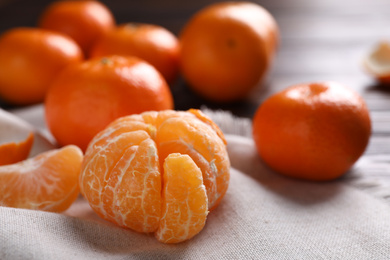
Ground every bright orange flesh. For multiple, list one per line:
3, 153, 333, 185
155, 153, 208, 244
0, 145, 83, 212
156, 116, 229, 210
0, 132, 34, 166
81, 130, 161, 233
80, 109, 230, 243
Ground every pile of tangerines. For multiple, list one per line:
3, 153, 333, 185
0, 1, 372, 244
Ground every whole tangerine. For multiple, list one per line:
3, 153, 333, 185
0, 27, 83, 105
38, 0, 115, 56
179, 1, 279, 102
252, 82, 372, 181
90, 23, 180, 83
45, 55, 174, 151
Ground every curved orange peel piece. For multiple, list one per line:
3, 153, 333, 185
0, 132, 34, 166
0, 108, 57, 165
363, 41, 390, 82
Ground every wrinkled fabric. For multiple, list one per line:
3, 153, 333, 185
1, 106, 390, 259
1, 134, 390, 259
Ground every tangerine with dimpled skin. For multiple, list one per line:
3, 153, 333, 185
79, 109, 230, 243
179, 1, 278, 102
0, 27, 83, 105
45, 55, 174, 152
252, 82, 372, 181
90, 23, 180, 83
38, 0, 115, 56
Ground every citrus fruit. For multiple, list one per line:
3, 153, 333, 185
0, 27, 83, 105
38, 0, 115, 56
179, 1, 279, 102
0, 145, 83, 212
252, 82, 371, 181
155, 153, 208, 243
90, 23, 180, 83
45, 55, 174, 151
79, 109, 230, 243
363, 41, 390, 83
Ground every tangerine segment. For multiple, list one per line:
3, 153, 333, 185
156, 116, 230, 211
0, 145, 83, 212
188, 109, 227, 145
80, 130, 161, 233
155, 153, 208, 244
0, 132, 34, 166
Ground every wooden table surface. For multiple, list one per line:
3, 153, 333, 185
1, 0, 390, 158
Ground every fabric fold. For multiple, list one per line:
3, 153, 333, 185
1, 134, 390, 259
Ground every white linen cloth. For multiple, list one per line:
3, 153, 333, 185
0, 106, 389, 259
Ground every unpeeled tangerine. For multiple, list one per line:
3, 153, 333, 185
79, 109, 230, 243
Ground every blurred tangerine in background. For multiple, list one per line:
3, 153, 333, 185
90, 23, 180, 84
179, 1, 279, 103
0, 27, 83, 105
363, 41, 390, 83
38, 0, 115, 56
45, 55, 174, 151
252, 81, 372, 181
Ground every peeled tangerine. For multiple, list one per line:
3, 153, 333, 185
79, 109, 230, 243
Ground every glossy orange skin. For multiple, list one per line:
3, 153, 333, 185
38, 0, 115, 56
45, 55, 174, 151
90, 23, 180, 83
0, 132, 34, 166
0, 28, 83, 105
252, 82, 372, 181
180, 1, 278, 102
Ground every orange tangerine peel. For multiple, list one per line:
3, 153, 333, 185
363, 41, 390, 82
0, 132, 34, 166
0, 109, 35, 165
80, 109, 230, 243
0, 108, 58, 165
0, 145, 83, 212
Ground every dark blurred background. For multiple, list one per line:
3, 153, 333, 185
0, 0, 390, 118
